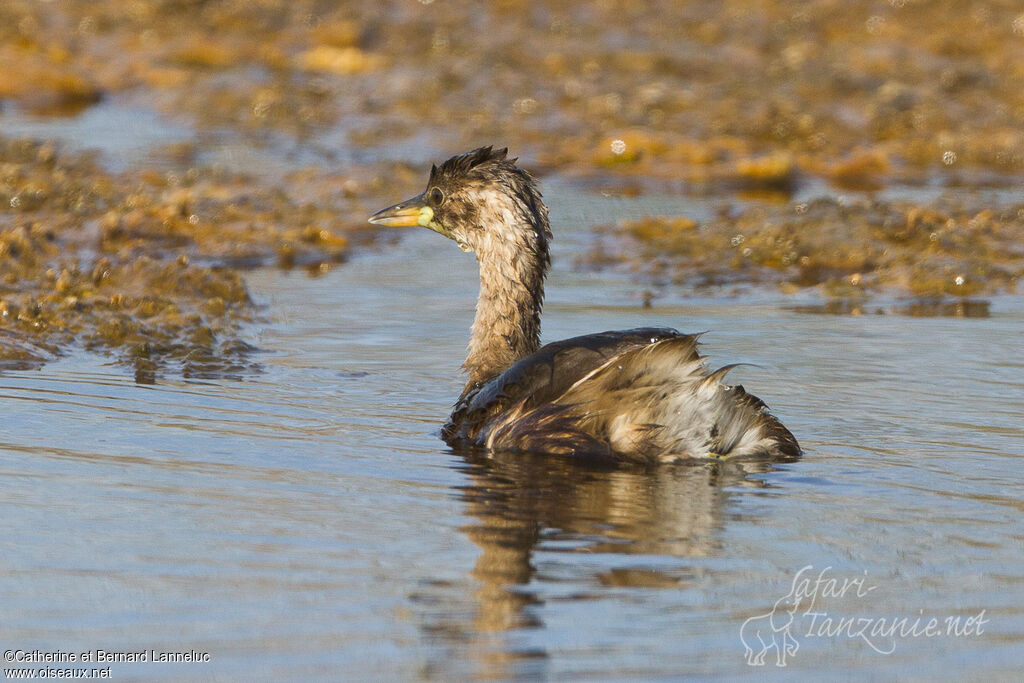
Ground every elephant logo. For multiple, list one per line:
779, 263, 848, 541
739, 566, 813, 666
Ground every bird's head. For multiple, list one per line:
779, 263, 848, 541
369, 146, 550, 256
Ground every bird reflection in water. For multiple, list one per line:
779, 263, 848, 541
415, 452, 794, 679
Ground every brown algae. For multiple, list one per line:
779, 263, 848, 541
2, 1, 1023, 180
0, 136, 392, 379
2, 0, 1024, 374
601, 198, 1023, 299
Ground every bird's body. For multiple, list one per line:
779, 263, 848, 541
370, 147, 799, 463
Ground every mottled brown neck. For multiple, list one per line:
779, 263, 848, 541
462, 198, 549, 393
463, 253, 543, 390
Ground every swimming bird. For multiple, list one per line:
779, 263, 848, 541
370, 147, 800, 463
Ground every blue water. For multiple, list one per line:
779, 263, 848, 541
1, 104, 1023, 680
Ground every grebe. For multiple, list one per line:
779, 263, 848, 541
370, 147, 799, 463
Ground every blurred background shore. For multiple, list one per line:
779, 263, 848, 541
1, 0, 1022, 371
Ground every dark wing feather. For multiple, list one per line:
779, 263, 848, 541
443, 327, 683, 445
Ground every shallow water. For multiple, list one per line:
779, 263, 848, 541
0, 95, 444, 177
2, 180, 1023, 679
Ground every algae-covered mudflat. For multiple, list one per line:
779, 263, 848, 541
1, 1, 1022, 680
2, 0, 1023, 374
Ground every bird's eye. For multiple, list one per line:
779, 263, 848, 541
428, 187, 445, 206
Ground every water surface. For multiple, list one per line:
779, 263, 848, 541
2, 184, 1022, 679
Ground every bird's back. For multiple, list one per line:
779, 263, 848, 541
443, 328, 800, 463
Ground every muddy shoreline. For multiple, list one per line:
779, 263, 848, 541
2, 0, 1021, 377
0, 135, 412, 378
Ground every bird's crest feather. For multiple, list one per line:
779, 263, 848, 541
431, 146, 511, 184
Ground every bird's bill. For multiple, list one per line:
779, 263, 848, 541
368, 194, 433, 228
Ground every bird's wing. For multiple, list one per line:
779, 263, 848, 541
443, 327, 685, 448
446, 330, 801, 463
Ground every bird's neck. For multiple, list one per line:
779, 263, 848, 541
463, 224, 548, 393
